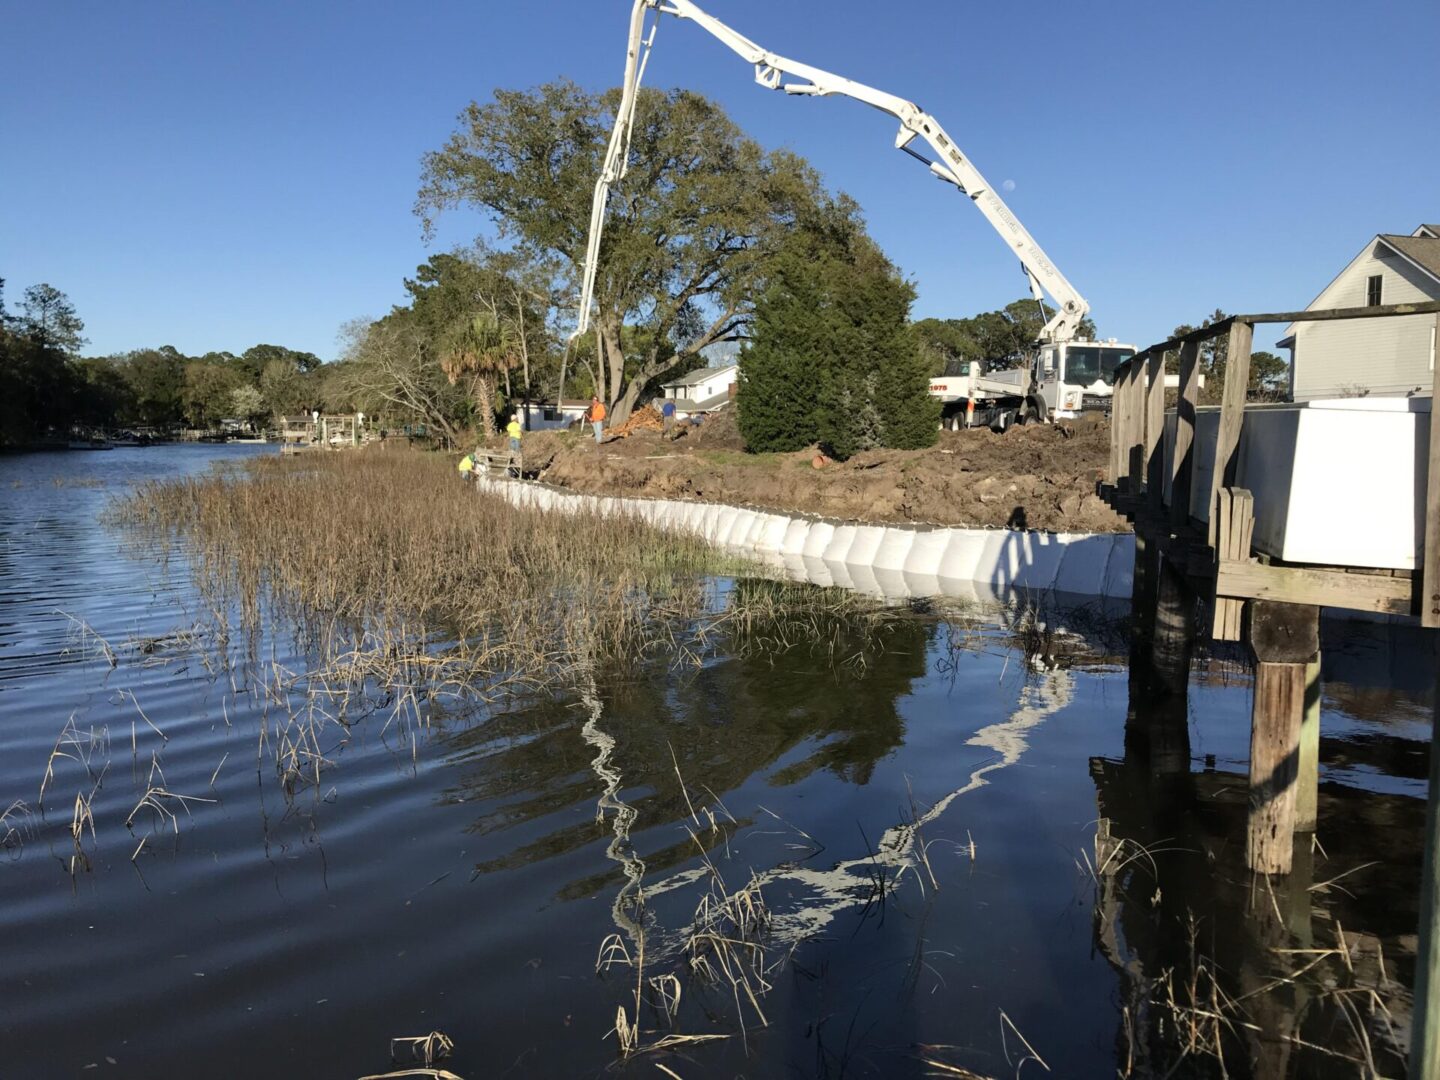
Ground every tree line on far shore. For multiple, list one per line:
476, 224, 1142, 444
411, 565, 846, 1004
0, 278, 330, 447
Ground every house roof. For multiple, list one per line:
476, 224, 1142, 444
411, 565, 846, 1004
662, 363, 738, 388
1379, 233, 1440, 283
1282, 224, 1440, 336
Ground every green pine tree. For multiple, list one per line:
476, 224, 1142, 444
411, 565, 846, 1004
737, 250, 826, 453
740, 226, 936, 457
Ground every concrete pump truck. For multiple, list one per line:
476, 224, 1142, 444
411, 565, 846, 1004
574, 0, 1136, 430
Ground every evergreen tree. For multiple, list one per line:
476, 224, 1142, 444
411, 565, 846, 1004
735, 250, 825, 453
739, 225, 936, 457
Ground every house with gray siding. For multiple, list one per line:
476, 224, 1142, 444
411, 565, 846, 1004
1278, 223, 1439, 401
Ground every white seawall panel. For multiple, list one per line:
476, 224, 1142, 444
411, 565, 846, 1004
471, 477, 1134, 602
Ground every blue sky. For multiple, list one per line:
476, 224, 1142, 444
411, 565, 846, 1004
2, 0, 1436, 360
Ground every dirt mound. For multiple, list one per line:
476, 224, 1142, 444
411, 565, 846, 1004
690, 406, 745, 450
535, 419, 1125, 533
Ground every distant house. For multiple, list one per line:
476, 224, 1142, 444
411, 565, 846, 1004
658, 363, 738, 416
1278, 223, 1440, 401
518, 400, 589, 431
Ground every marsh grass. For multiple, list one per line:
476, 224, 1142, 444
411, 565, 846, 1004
89, 453, 899, 862
110, 452, 748, 692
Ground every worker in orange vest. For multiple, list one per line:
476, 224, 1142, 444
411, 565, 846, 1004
587, 397, 607, 444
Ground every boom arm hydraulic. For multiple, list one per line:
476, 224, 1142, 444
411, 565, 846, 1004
575, 0, 1091, 345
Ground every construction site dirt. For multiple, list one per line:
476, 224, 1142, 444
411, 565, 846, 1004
512, 411, 1128, 534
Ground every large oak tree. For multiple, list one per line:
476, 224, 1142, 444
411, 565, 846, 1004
417, 81, 833, 425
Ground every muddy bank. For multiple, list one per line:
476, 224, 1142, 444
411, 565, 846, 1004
516, 413, 1127, 533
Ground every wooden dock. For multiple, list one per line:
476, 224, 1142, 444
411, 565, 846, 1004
1097, 298, 1440, 1078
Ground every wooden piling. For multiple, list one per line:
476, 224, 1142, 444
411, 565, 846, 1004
1129, 530, 1159, 663
1295, 658, 1321, 832
1144, 351, 1166, 510
1170, 340, 1201, 529
1209, 321, 1253, 547
1410, 640, 1440, 1080
1151, 554, 1196, 692
1246, 600, 1319, 875
1423, 380, 1440, 629
1410, 356, 1440, 1080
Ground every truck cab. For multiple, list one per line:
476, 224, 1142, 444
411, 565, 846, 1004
928, 339, 1139, 430
1036, 340, 1136, 418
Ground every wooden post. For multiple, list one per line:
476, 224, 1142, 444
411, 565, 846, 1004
1209, 321, 1254, 546
1113, 359, 1136, 489
1145, 351, 1166, 510
1126, 357, 1144, 489
1410, 638, 1440, 1080
1212, 487, 1255, 641
1109, 360, 1127, 486
1127, 357, 1147, 490
1295, 658, 1321, 832
1170, 340, 1201, 529
1151, 554, 1196, 693
1246, 600, 1320, 875
1130, 529, 1159, 665
1415, 336, 1440, 1078
1423, 383, 1440, 629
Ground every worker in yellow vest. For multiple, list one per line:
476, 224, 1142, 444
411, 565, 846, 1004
505, 414, 523, 477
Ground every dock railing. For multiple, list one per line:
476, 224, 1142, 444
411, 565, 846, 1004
1098, 298, 1440, 1077
1101, 298, 1440, 633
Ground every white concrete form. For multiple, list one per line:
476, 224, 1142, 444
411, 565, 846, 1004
473, 476, 1135, 604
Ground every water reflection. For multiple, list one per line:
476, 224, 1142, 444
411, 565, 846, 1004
444, 597, 930, 891
4, 446, 1431, 1079
1092, 678, 1420, 1077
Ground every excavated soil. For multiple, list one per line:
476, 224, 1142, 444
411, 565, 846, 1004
511, 413, 1127, 533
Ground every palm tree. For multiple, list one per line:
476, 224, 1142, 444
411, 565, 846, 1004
440, 312, 513, 438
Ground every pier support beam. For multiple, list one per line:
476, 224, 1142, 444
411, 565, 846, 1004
1245, 601, 1320, 875
1151, 554, 1197, 693
1295, 659, 1321, 833
1129, 531, 1160, 669
1409, 639, 1440, 1080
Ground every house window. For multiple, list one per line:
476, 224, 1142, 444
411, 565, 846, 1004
1366, 274, 1382, 306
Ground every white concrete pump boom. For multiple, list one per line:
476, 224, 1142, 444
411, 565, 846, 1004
574, 0, 1092, 345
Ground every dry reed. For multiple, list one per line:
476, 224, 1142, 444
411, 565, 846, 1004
2, 799, 36, 856
109, 452, 746, 696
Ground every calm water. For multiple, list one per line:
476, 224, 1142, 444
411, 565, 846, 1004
0, 445, 1431, 1078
